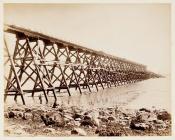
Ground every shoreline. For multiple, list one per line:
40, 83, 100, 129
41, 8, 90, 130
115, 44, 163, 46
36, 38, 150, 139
4, 103, 171, 136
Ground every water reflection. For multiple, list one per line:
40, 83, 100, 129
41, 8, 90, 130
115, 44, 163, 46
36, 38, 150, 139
5, 78, 170, 111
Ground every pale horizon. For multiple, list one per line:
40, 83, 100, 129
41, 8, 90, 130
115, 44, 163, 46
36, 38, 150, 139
4, 4, 171, 75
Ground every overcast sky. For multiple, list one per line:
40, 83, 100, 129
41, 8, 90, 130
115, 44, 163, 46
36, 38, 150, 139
4, 4, 171, 75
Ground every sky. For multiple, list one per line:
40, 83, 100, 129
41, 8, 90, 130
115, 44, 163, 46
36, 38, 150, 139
4, 3, 171, 75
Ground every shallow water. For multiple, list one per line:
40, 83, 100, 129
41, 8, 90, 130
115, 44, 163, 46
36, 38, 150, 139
59, 77, 171, 111
5, 77, 171, 112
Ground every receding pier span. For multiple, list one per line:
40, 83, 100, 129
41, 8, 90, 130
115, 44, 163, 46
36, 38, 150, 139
4, 25, 161, 105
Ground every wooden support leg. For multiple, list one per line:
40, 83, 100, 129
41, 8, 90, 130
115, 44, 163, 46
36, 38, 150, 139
71, 66, 82, 94
59, 65, 71, 96
4, 39, 26, 105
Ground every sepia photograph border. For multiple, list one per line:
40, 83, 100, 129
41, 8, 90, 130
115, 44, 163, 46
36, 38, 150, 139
0, 0, 175, 139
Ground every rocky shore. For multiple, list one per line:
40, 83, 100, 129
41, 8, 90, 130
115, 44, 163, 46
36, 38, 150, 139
4, 104, 171, 136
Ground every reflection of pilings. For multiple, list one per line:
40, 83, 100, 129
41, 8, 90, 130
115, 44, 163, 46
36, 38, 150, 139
4, 24, 161, 105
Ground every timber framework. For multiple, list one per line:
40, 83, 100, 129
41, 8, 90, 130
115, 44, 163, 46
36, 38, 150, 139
4, 24, 161, 105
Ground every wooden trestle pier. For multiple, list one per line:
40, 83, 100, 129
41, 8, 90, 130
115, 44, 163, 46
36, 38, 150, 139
4, 24, 161, 105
